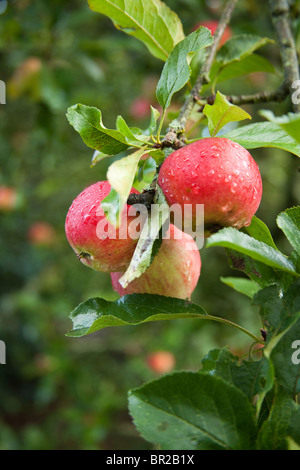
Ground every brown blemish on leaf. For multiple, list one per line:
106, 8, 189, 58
229, 254, 246, 271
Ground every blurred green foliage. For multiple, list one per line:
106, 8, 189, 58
0, 0, 299, 450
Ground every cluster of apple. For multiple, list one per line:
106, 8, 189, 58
65, 137, 262, 300
65, 179, 201, 300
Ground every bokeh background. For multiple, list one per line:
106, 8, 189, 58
1, 0, 300, 450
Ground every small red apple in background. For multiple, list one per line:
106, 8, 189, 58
65, 181, 141, 272
146, 351, 176, 374
8, 57, 42, 99
248, 72, 268, 88
129, 97, 152, 120
28, 222, 57, 245
192, 20, 232, 48
19, 57, 42, 74
158, 138, 262, 237
0, 186, 18, 211
129, 74, 161, 121
111, 224, 201, 300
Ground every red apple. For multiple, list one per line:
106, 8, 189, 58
111, 224, 201, 300
65, 181, 141, 272
146, 351, 176, 374
158, 138, 262, 237
28, 222, 56, 245
193, 20, 232, 48
0, 186, 18, 211
129, 97, 152, 120
8, 57, 42, 99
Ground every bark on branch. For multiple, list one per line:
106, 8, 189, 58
162, 0, 300, 147
163, 0, 239, 145
201, 83, 289, 108
268, 0, 300, 112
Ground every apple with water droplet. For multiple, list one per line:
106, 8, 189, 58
158, 138, 262, 237
111, 224, 201, 300
65, 181, 140, 272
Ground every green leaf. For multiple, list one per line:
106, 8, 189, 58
124, 107, 161, 145
269, 315, 300, 396
253, 285, 284, 340
225, 248, 281, 288
201, 348, 274, 401
260, 111, 300, 144
100, 187, 123, 226
257, 391, 300, 450
148, 149, 166, 166
66, 104, 129, 154
253, 279, 300, 341
140, 156, 157, 184
242, 216, 278, 250
215, 54, 276, 84
66, 294, 208, 337
115, 115, 149, 145
216, 35, 274, 65
287, 437, 300, 450
88, 0, 185, 61
118, 184, 170, 288
128, 372, 257, 450
277, 207, 300, 256
256, 387, 275, 430
203, 91, 251, 137
144, 106, 161, 136
225, 217, 287, 288
221, 277, 261, 298
107, 147, 146, 199
91, 149, 112, 166
206, 227, 298, 276
147, 148, 165, 165
223, 121, 300, 158
156, 27, 213, 110
104, 147, 148, 226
